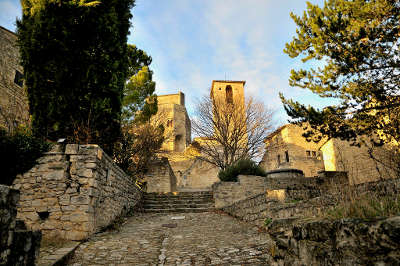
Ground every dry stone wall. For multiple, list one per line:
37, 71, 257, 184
220, 174, 400, 265
0, 185, 41, 265
212, 175, 265, 208
269, 217, 400, 265
12, 144, 142, 240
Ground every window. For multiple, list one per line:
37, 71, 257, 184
14, 70, 23, 87
167, 120, 173, 127
306, 150, 311, 157
226, 85, 233, 104
277, 154, 281, 165
312, 151, 316, 157
285, 151, 289, 162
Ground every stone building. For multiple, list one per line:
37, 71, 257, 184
210, 80, 245, 107
320, 137, 397, 184
259, 124, 325, 177
260, 123, 398, 184
0, 26, 29, 131
157, 92, 191, 152
155, 81, 249, 191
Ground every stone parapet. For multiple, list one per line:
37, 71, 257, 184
220, 175, 399, 228
12, 144, 142, 240
0, 184, 41, 265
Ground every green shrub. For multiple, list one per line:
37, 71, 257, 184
218, 159, 267, 182
0, 129, 50, 185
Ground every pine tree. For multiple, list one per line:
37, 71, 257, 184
282, 0, 400, 144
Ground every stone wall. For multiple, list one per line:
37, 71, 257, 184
219, 173, 400, 265
219, 172, 353, 226
12, 144, 142, 240
144, 157, 177, 193
0, 185, 41, 265
0, 26, 29, 130
170, 156, 220, 190
212, 175, 265, 208
321, 137, 399, 185
269, 217, 400, 265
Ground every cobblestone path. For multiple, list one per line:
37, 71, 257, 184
68, 212, 274, 265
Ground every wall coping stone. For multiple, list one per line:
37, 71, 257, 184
266, 168, 304, 175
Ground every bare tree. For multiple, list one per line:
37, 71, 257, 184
192, 95, 274, 170
113, 108, 168, 178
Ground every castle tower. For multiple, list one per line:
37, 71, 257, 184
209, 80, 247, 147
210, 80, 245, 107
157, 91, 191, 152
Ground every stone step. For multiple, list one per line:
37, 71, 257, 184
143, 207, 215, 213
145, 192, 213, 197
144, 199, 213, 204
144, 193, 213, 198
144, 203, 214, 209
142, 192, 215, 213
143, 196, 214, 202
265, 201, 318, 219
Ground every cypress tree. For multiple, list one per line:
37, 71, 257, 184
17, 0, 135, 153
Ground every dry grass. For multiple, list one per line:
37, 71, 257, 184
322, 183, 400, 220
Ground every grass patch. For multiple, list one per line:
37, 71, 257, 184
322, 185, 400, 220
264, 217, 273, 226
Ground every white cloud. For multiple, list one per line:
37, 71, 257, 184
130, 0, 329, 122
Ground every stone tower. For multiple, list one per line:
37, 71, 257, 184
157, 91, 191, 152
210, 80, 247, 142
210, 80, 246, 107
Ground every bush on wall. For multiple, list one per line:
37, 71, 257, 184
218, 158, 266, 182
0, 128, 50, 185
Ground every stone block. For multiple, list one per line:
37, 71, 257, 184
69, 213, 89, 223
266, 189, 286, 202
71, 195, 90, 205
78, 205, 94, 213
58, 195, 70, 205
77, 169, 93, 178
65, 144, 79, 155
64, 230, 88, 240
31, 199, 42, 207
61, 205, 76, 211
46, 198, 58, 206
43, 171, 65, 181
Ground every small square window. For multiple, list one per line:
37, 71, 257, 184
14, 70, 23, 87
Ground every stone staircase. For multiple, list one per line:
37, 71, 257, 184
143, 191, 215, 213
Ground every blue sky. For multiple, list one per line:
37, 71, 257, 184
0, 0, 335, 125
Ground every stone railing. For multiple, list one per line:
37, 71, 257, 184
212, 175, 265, 208
12, 144, 142, 240
0, 185, 41, 265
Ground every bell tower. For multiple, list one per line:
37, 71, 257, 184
210, 80, 245, 107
